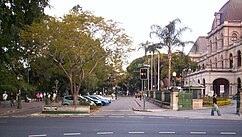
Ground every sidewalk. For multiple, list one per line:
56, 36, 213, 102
0, 100, 44, 116
133, 98, 242, 120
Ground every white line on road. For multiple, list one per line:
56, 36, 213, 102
190, 132, 207, 135
89, 116, 105, 118
108, 115, 125, 118
128, 116, 144, 119
220, 132, 237, 135
159, 132, 176, 134
128, 132, 144, 134
28, 134, 47, 137
97, 132, 114, 135
149, 116, 164, 119
64, 132, 81, 136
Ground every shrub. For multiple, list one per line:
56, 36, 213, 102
203, 97, 231, 106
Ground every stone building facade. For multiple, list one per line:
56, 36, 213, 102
185, 0, 242, 97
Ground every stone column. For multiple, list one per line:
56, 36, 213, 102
170, 88, 179, 110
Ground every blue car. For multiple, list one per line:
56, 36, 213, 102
88, 95, 110, 106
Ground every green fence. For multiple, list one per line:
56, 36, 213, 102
155, 90, 162, 101
164, 91, 170, 103
178, 92, 192, 111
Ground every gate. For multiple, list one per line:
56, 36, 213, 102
178, 92, 192, 111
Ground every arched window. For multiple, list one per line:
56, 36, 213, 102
202, 64, 205, 69
215, 37, 218, 51
229, 53, 233, 69
238, 50, 241, 67
215, 57, 217, 69
232, 33, 238, 42
221, 55, 224, 69
198, 79, 200, 84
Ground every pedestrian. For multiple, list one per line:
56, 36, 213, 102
10, 92, 15, 107
2, 91, 8, 107
211, 94, 221, 116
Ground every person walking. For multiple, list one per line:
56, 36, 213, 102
2, 91, 8, 108
211, 94, 221, 116
10, 92, 15, 107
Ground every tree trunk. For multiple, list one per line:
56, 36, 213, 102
168, 48, 172, 88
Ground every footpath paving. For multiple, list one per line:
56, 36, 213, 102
133, 98, 242, 120
0, 100, 44, 116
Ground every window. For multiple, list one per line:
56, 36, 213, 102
232, 33, 238, 42
215, 37, 218, 51
215, 57, 217, 69
221, 55, 224, 69
238, 50, 241, 67
229, 54, 233, 69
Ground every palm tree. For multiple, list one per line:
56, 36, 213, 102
150, 18, 192, 87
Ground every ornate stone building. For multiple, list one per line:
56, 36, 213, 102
185, 0, 242, 97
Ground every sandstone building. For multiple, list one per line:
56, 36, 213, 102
185, 0, 242, 97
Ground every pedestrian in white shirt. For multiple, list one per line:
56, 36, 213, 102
2, 91, 8, 107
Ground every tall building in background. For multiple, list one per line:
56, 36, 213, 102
185, 0, 242, 97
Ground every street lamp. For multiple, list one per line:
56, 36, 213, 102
172, 71, 177, 87
55, 80, 59, 102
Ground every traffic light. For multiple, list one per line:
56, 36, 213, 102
140, 68, 148, 80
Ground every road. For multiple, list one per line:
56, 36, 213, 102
0, 96, 241, 137
0, 115, 242, 137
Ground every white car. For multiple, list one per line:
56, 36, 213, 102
62, 95, 96, 106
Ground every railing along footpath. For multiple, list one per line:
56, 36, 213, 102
146, 88, 171, 108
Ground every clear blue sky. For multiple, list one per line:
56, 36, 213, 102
45, 0, 228, 67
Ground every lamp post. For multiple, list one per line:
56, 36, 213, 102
172, 71, 176, 87
55, 80, 59, 102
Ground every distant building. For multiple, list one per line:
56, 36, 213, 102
185, 0, 242, 97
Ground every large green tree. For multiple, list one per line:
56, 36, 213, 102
20, 6, 132, 105
150, 18, 192, 87
0, 0, 49, 93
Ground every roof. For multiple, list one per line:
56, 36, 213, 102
189, 36, 207, 55
211, 0, 242, 30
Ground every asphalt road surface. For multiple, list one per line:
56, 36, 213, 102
0, 115, 242, 137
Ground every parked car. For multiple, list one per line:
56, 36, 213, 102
88, 95, 110, 106
83, 96, 103, 106
62, 95, 96, 106
95, 95, 112, 103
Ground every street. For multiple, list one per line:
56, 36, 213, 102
0, 115, 242, 137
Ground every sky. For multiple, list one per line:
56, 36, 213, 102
44, 0, 229, 68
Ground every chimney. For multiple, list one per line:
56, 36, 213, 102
214, 12, 222, 26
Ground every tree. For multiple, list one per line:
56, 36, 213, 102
150, 18, 193, 87
20, 6, 132, 105
0, 0, 49, 93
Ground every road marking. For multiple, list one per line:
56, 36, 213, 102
28, 134, 47, 137
12, 115, 27, 118
149, 116, 164, 119
97, 132, 114, 135
159, 131, 176, 134
128, 132, 144, 134
89, 116, 105, 118
128, 116, 144, 119
220, 132, 237, 135
190, 132, 206, 135
64, 132, 81, 136
108, 115, 125, 118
